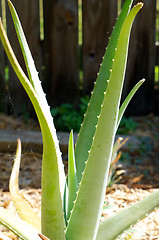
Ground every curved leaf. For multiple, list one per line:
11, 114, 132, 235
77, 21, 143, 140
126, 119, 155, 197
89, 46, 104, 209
66, 4, 143, 240
0, 11, 65, 240
75, 0, 134, 186
9, 139, 41, 231
96, 190, 159, 240
117, 79, 145, 129
0, 232, 12, 240
0, 207, 41, 240
7, 0, 49, 108
66, 131, 78, 222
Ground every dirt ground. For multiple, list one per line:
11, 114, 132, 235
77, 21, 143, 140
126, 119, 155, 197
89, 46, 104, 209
0, 113, 159, 239
1, 186, 159, 240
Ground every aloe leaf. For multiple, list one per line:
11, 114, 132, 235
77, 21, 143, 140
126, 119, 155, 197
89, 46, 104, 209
7, 0, 66, 196
117, 79, 145, 129
0, 207, 41, 240
96, 190, 159, 240
0, 17, 65, 240
7, 0, 34, 87
38, 233, 50, 240
66, 131, 78, 222
63, 180, 68, 224
66, 4, 143, 240
0, 232, 12, 240
7, 0, 47, 108
7, 2, 66, 236
75, 0, 134, 186
9, 139, 41, 231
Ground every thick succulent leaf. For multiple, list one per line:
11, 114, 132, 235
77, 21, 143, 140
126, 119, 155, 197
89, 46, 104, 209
66, 4, 143, 240
0, 207, 42, 240
7, 0, 34, 87
0, 232, 12, 240
66, 131, 78, 222
7, 0, 66, 198
7, 0, 66, 192
117, 79, 145, 129
9, 139, 41, 231
7, 0, 48, 108
0, 15, 65, 240
38, 233, 50, 240
96, 190, 159, 240
63, 180, 68, 225
75, 0, 134, 186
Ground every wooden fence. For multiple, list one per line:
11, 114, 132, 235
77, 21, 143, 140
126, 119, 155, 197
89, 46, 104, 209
0, 0, 158, 116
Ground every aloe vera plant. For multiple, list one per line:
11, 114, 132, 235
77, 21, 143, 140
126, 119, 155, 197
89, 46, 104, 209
0, 1, 159, 240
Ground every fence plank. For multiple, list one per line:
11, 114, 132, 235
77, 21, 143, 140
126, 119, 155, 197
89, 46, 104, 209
6, 0, 41, 115
43, 0, 79, 107
82, 0, 118, 94
122, 0, 156, 115
0, 0, 158, 116
0, 0, 6, 111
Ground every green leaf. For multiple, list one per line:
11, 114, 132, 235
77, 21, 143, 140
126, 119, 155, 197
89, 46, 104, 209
96, 190, 159, 240
8, 0, 43, 99
63, 179, 68, 225
0, 5, 66, 239
66, 131, 78, 222
9, 139, 41, 231
117, 79, 145, 129
66, 3, 143, 240
0, 207, 41, 240
75, 0, 134, 186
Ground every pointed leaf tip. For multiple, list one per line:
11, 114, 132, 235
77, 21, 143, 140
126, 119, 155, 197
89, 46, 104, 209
67, 130, 78, 221
38, 233, 50, 240
9, 139, 41, 231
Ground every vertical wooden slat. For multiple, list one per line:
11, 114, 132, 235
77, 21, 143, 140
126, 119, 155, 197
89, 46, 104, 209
155, 42, 159, 114
122, 0, 156, 115
0, 0, 5, 111
82, 0, 118, 94
43, 0, 79, 107
6, 0, 41, 115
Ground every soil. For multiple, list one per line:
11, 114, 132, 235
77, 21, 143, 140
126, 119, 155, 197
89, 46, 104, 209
0, 113, 159, 239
